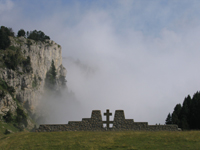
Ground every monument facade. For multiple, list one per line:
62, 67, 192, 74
36, 109, 178, 132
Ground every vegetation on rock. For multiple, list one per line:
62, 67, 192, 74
15, 107, 28, 128
3, 110, 13, 123
0, 26, 50, 72
27, 30, 50, 41
17, 29, 26, 37
0, 78, 28, 129
0, 26, 14, 50
0, 78, 15, 97
45, 60, 57, 90
0, 44, 32, 72
0, 26, 63, 132
2, 106, 28, 131
59, 75, 67, 88
32, 75, 38, 88
4, 129, 11, 135
0, 90, 6, 99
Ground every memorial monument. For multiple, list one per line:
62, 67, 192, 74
36, 109, 178, 132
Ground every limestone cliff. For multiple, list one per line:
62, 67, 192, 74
0, 36, 66, 117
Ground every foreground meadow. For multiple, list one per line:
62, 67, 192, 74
0, 131, 200, 150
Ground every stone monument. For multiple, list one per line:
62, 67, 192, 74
36, 109, 178, 132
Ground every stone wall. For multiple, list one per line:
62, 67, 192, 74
36, 110, 179, 132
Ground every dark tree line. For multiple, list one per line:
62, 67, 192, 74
0, 26, 14, 50
18, 29, 50, 41
0, 26, 50, 51
27, 30, 50, 41
166, 91, 200, 130
0, 26, 50, 71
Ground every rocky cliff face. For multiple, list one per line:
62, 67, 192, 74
0, 37, 66, 116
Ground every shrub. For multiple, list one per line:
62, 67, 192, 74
0, 90, 6, 98
1, 46, 32, 72
59, 76, 67, 87
8, 46, 18, 51
0, 78, 15, 96
22, 56, 32, 73
15, 107, 28, 127
3, 110, 13, 123
32, 75, 37, 88
4, 129, 11, 135
17, 29, 25, 37
0, 26, 11, 50
2, 47, 25, 70
26, 39, 32, 50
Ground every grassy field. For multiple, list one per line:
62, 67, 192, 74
0, 121, 20, 135
0, 130, 200, 150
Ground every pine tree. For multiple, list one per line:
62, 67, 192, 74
179, 96, 191, 129
50, 60, 56, 80
45, 60, 57, 90
165, 113, 172, 124
190, 92, 200, 129
169, 91, 200, 130
172, 104, 181, 125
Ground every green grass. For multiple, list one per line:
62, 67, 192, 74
0, 121, 20, 135
0, 130, 200, 150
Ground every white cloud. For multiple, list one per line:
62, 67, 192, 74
2, 0, 200, 124
59, 11, 200, 124
0, 0, 14, 14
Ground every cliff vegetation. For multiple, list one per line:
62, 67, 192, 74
0, 26, 66, 133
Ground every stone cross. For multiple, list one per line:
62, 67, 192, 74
103, 109, 113, 129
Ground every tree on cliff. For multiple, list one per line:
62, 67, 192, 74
3, 110, 13, 123
166, 91, 200, 130
45, 60, 57, 90
28, 30, 50, 41
0, 26, 11, 50
15, 107, 28, 128
17, 29, 26, 37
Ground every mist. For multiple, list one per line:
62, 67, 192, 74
2, 0, 200, 125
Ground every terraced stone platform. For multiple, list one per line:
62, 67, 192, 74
35, 109, 178, 132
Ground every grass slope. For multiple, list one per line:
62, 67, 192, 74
0, 131, 200, 150
0, 121, 20, 135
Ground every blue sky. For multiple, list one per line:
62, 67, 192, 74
1, 0, 200, 124
3, 0, 200, 36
